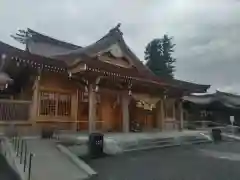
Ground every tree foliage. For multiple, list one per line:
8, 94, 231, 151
145, 34, 176, 79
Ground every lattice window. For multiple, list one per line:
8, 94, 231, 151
39, 91, 71, 117
57, 94, 71, 116
39, 92, 57, 116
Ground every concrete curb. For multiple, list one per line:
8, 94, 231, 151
199, 132, 213, 141
0, 137, 26, 180
56, 144, 97, 177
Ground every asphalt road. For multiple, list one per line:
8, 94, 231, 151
0, 154, 20, 180
88, 142, 240, 180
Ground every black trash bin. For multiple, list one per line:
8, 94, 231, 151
211, 128, 222, 142
88, 133, 104, 158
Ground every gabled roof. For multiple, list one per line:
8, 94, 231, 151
183, 91, 240, 108
9, 24, 210, 93
0, 41, 66, 70
55, 24, 153, 75
54, 24, 209, 93
27, 28, 81, 50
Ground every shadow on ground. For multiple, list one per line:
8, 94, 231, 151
0, 154, 20, 180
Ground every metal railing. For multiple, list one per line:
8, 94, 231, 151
0, 100, 31, 121
11, 136, 34, 180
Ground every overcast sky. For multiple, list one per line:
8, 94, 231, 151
0, 0, 240, 93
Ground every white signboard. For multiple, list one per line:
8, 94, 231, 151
230, 116, 235, 124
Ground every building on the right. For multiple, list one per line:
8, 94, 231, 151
183, 91, 240, 128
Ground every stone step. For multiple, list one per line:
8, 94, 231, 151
180, 139, 212, 145
124, 142, 179, 152
123, 135, 211, 152
179, 135, 207, 141
123, 140, 174, 151
121, 138, 175, 150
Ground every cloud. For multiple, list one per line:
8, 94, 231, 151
0, 0, 240, 93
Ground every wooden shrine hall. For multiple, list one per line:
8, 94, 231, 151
0, 24, 210, 134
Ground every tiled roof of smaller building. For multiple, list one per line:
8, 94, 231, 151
183, 91, 240, 108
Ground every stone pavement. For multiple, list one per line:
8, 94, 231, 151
25, 139, 89, 180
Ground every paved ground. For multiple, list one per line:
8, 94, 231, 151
88, 142, 240, 180
0, 154, 20, 180
26, 139, 89, 180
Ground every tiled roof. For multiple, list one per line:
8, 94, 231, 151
27, 28, 81, 50
54, 24, 154, 76
183, 91, 240, 108
3, 23, 211, 94
0, 41, 66, 71
53, 24, 209, 93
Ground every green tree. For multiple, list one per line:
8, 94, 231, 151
145, 34, 176, 79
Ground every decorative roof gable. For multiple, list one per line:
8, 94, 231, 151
10, 25, 210, 93
55, 24, 153, 75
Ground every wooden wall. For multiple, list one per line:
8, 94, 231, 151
99, 92, 122, 132
30, 72, 179, 132
33, 72, 78, 131
32, 72, 124, 132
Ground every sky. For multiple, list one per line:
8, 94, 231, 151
0, 0, 240, 93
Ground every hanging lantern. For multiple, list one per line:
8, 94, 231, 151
128, 90, 132, 96
0, 72, 13, 90
1, 54, 6, 61
84, 86, 88, 92
95, 85, 99, 92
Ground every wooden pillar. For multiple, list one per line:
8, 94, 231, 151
122, 95, 130, 133
101, 94, 112, 131
180, 101, 184, 130
156, 100, 164, 130
30, 76, 40, 133
88, 84, 97, 133
172, 99, 176, 120
71, 89, 78, 131
172, 99, 177, 130
160, 99, 165, 131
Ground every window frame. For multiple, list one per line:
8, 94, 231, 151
38, 90, 72, 118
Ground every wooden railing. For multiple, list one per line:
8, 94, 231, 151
0, 100, 32, 121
